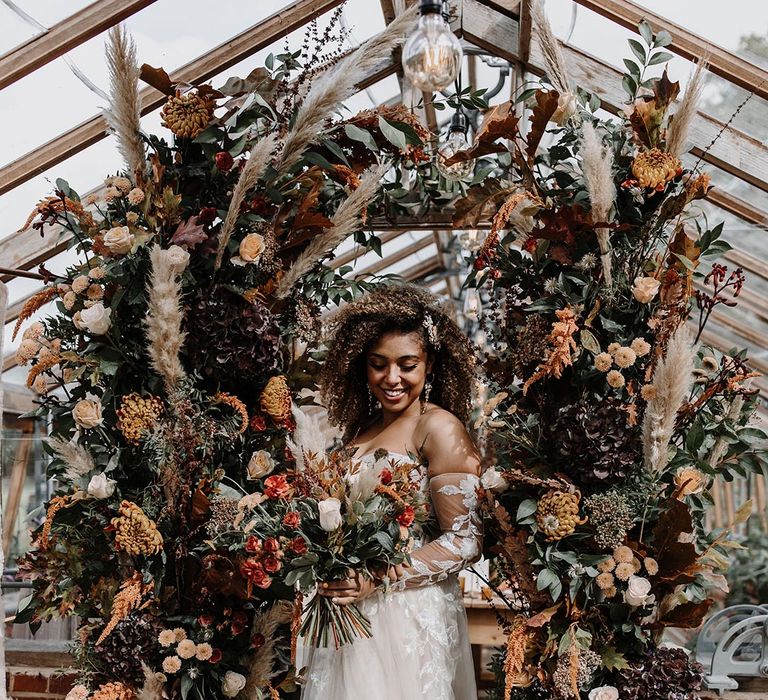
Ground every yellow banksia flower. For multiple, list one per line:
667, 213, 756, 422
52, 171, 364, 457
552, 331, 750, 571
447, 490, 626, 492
631, 148, 682, 191
535, 489, 587, 541
112, 500, 163, 556
161, 91, 214, 139
260, 375, 291, 423
116, 393, 164, 444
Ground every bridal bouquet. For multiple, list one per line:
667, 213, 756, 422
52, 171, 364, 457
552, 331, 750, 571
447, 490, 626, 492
223, 448, 430, 648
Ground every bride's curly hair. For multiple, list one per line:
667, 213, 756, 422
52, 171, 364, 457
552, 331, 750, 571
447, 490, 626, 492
319, 284, 476, 439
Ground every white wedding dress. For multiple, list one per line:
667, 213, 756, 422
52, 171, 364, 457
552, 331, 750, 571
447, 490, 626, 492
300, 452, 481, 700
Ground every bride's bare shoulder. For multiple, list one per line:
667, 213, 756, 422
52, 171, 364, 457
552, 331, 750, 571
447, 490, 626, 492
415, 405, 479, 476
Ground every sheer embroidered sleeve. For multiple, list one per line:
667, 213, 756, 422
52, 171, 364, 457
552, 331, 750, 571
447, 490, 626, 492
390, 471, 482, 590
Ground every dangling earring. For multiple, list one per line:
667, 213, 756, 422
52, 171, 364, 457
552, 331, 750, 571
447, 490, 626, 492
368, 386, 379, 413
423, 376, 433, 404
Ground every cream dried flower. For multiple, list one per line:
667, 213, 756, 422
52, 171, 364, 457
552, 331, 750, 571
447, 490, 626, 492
607, 342, 621, 354
173, 627, 187, 642
127, 187, 145, 205
177, 638, 197, 659
644, 557, 659, 575
615, 562, 635, 581
606, 369, 625, 389
162, 655, 182, 674
195, 642, 213, 661
640, 384, 657, 401
113, 177, 132, 194
594, 352, 613, 372
630, 337, 651, 357
613, 546, 633, 563
597, 556, 616, 573
72, 275, 91, 295
158, 629, 176, 647
596, 572, 615, 590
614, 346, 637, 369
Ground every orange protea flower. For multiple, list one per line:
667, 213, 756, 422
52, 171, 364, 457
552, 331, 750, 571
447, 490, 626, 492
91, 682, 135, 700
95, 572, 152, 646
111, 500, 163, 556
116, 393, 164, 444
631, 148, 682, 191
259, 375, 291, 423
20, 195, 94, 232
213, 391, 249, 433
523, 307, 579, 394
161, 90, 214, 138
12, 288, 58, 341
535, 489, 587, 541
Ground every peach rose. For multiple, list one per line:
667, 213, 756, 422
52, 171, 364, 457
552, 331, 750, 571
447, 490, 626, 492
232, 233, 265, 266
103, 225, 135, 255
73, 397, 104, 429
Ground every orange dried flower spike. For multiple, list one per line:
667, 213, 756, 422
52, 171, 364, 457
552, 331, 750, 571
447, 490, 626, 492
95, 571, 152, 645
26, 353, 61, 388
523, 307, 579, 394
213, 391, 249, 433
12, 288, 58, 341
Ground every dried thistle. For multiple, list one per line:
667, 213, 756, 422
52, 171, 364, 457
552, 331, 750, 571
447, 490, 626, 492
276, 6, 417, 174
642, 324, 697, 473
531, 0, 570, 94
144, 245, 187, 393
243, 601, 292, 697
580, 122, 615, 285
214, 132, 279, 271
47, 436, 96, 482
275, 162, 390, 298
12, 288, 57, 341
104, 25, 145, 176
666, 56, 709, 157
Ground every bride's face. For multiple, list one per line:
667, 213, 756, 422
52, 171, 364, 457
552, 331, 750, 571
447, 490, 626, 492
365, 331, 432, 415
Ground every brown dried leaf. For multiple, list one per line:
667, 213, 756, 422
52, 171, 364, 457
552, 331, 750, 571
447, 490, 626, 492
452, 179, 517, 229
444, 101, 519, 165
140, 63, 175, 95
657, 599, 712, 628
525, 90, 560, 163
171, 217, 208, 250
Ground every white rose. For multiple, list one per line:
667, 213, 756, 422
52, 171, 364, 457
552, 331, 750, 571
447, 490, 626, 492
247, 450, 276, 480
632, 276, 661, 304
481, 467, 509, 493
103, 225, 135, 255
318, 497, 343, 531
221, 671, 246, 698
73, 397, 103, 429
624, 575, 655, 607
164, 244, 190, 274
588, 687, 619, 700
79, 302, 112, 335
87, 472, 116, 499
552, 90, 578, 125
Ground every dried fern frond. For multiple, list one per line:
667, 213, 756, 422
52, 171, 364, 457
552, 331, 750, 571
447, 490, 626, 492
104, 25, 145, 177
531, 0, 570, 94
47, 435, 96, 481
144, 245, 187, 392
277, 6, 417, 174
642, 325, 697, 473
214, 132, 279, 271
581, 122, 616, 285
666, 55, 709, 157
275, 161, 390, 298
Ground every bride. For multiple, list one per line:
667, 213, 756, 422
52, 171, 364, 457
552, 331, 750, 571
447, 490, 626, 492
300, 285, 482, 700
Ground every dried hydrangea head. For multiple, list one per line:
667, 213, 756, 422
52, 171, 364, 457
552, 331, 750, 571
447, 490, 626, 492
111, 500, 163, 556
535, 489, 587, 541
584, 490, 634, 550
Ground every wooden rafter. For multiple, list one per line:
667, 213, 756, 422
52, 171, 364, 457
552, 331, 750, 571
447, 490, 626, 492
0, 0, 347, 197
402, 256, 445, 282
330, 229, 408, 269
355, 234, 434, 278
0, 0, 158, 90
516, 0, 532, 65
571, 0, 768, 103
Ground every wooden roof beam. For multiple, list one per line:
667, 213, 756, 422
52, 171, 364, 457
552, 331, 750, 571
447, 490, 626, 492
572, 0, 768, 103
0, 0, 159, 91
354, 234, 435, 277
0, 0, 347, 197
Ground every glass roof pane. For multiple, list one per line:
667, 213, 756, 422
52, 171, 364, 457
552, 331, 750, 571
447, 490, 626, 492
10, 0, 93, 27
0, 5, 37, 55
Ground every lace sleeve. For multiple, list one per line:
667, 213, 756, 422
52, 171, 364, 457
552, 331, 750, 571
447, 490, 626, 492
390, 472, 482, 591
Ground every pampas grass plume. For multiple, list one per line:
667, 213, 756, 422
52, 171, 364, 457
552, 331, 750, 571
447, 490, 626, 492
104, 25, 145, 177
276, 161, 390, 298
145, 245, 187, 392
47, 436, 96, 482
531, 0, 570, 94
136, 663, 166, 700
666, 56, 709, 157
244, 601, 292, 697
642, 325, 697, 474
286, 406, 330, 471
277, 6, 417, 174
581, 122, 616, 285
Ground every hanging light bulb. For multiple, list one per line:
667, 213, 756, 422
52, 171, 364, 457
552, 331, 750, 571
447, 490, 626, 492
463, 288, 482, 321
436, 110, 474, 181
402, 0, 463, 92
